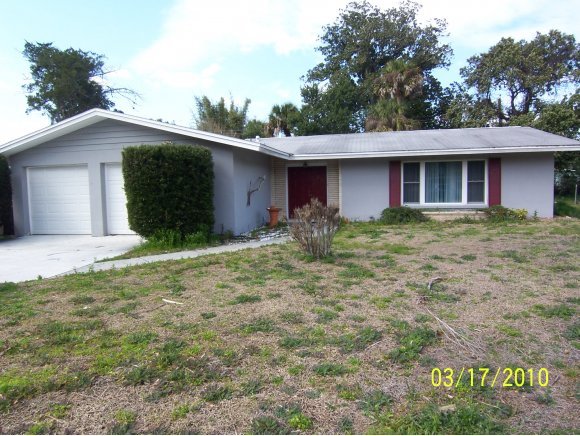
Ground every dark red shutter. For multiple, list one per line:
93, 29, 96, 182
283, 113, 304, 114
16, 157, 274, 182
389, 161, 401, 207
488, 158, 501, 206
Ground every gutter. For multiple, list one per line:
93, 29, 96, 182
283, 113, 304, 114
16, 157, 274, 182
277, 145, 580, 161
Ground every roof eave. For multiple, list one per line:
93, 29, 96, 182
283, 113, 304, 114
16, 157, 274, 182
0, 109, 291, 157
286, 145, 580, 160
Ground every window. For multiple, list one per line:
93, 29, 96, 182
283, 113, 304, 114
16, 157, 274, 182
425, 162, 462, 203
403, 162, 420, 203
402, 160, 486, 206
467, 161, 485, 203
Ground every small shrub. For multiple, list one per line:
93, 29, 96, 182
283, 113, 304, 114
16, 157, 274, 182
379, 207, 428, 225
290, 198, 340, 259
483, 205, 527, 222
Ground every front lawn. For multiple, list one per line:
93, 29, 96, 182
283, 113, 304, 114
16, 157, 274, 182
0, 219, 578, 434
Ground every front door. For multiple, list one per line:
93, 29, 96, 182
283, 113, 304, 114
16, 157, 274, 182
287, 166, 327, 218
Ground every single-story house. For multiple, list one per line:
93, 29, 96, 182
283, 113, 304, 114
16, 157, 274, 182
1, 109, 578, 236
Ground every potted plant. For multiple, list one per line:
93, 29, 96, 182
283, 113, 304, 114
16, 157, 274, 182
266, 206, 282, 228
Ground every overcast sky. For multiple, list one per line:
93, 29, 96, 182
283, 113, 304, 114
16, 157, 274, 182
1, 0, 578, 144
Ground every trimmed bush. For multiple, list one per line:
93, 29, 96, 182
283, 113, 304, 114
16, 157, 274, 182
0, 155, 14, 235
379, 207, 428, 224
122, 144, 214, 237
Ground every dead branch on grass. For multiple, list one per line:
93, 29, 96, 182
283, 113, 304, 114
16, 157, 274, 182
162, 298, 184, 305
420, 278, 486, 357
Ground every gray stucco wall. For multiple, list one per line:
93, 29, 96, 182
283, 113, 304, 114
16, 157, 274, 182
501, 153, 554, 217
232, 148, 271, 234
8, 119, 238, 236
340, 158, 389, 220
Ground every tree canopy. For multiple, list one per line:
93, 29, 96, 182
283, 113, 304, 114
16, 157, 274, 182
267, 103, 302, 137
22, 41, 138, 123
193, 96, 251, 138
300, 0, 452, 133
457, 30, 579, 124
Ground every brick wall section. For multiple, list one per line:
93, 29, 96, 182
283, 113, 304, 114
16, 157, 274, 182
327, 160, 340, 208
270, 157, 287, 218
269, 157, 341, 218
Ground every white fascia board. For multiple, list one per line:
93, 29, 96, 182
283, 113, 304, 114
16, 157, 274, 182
0, 111, 104, 156
0, 108, 292, 158
286, 145, 580, 160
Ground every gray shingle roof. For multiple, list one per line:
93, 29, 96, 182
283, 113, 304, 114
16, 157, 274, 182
259, 126, 579, 157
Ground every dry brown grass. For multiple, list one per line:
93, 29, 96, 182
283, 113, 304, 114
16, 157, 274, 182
0, 218, 578, 434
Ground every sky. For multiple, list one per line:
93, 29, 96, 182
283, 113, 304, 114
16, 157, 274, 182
0, 0, 578, 144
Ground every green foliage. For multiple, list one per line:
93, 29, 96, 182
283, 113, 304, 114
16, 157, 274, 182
458, 30, 578, 123
242, 118, 267, 139
313, 362, 349, 376
532, 304, 575, 319
267, 103, 302, 137
122, 144, 214, 238
388, 322, 437, 364
483, 205, 528, 222
380, 207, 429, 224
241, 317, 276, 334
373, 402, 505, 434
0, 155, 13, 235
230, 294, 262, 305
555, 197, 580, 218
359, 390, 393, 417
111, 410, 137, 434
202, 384, 233, 402
251, 416, 289, 435
288, 412, 314, 430
300, 1, 452, 133
22, 41, 137, 123
446, 31, 579, 131
194, 95, 250, 138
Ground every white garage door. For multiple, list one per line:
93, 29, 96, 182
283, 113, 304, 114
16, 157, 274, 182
105, 163, 134, 234
28, 165, 91, 234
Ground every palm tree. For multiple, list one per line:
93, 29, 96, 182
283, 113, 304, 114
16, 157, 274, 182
268, 103, 301, 137
365, 60, 423, 131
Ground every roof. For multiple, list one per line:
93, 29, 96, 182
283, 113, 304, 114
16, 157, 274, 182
1, 109, 578, 160
0, 109, 288, 158
260, 127, 580, 159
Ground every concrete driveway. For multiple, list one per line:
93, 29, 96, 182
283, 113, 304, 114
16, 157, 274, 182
0, 235, 142, 283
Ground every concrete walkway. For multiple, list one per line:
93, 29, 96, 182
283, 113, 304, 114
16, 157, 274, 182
0, 235, 142, 283
65, 237, 291, 276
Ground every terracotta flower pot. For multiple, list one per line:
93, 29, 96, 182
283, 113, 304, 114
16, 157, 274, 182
267, 206, 281, 228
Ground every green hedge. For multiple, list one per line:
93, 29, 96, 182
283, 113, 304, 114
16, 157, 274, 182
122, 144, 214, 237
379, 207, 429, 224
0, 155, 14, 235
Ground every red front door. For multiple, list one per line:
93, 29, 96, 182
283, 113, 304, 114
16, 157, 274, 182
287, 166, 327, 218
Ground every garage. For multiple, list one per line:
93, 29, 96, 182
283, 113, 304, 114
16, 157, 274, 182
104, 163, 133, 235
28, 165, 91, 234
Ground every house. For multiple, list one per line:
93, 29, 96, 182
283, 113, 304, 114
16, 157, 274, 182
1, 109, 578, 237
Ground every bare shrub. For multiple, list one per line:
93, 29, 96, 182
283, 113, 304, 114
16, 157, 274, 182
290, 198, 340, 259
